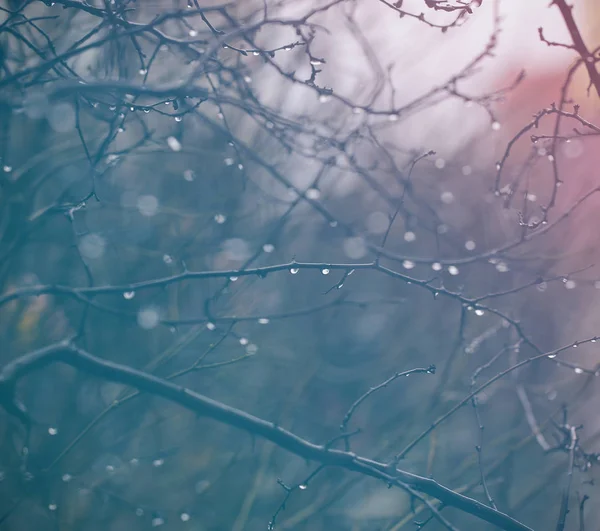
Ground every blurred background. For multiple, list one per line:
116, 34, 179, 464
1, 1, 600, 530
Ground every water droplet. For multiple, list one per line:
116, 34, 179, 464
465, 240, 476, 251
321, 268, 330, 275
474, 309, 484, 316
263, 244, 275, 253
183, 169, 195, 182
244, 76, 252, 83
495, 262, 509, 273
298, 484, 307, 490
388, 114, 399, 122
491, 121, 501, 131
175, 116, 183, 122
62, 474, 72, 482
189, 29, 198, 37
138, 307, 160, 330
206, 322, 216, 331
565, 280, 576, 289
352, 107, 364, 114
139, 69, 147, 75
3, 165, 12, 173
167, 136, 182, 152
440, 191, 454, 204
180, 512, 191, 521
224, 158, 234, 166
329, 220, 338, 227
435, 158, 446, 169
162, 254, 173, 264
135, 508, 144, 517
495, 163, 501, 171
152, 458, 164, 467
48, 427, 58, 435
448, 265, 459, 276
404, 231, 416, 242
310, 59, 324, 66
123, 291, 135, 300
229, 276, 239, 281
152, 517, 165, 527
290, 268, 299, 275
402, 260, 415, 270
547, 354, 557, 359
137, 194, 159, 217
237, 163, 244, 170
239, 337, 249, 346
318, 94, 330, 103
214, 213, 226, 224
431, 262, 442, 271
306, 188, 320, 200
574, 367, 584, 374
48, 503, 57, 511
217, 112, 224, 120
246, 344, 258, 355
258, 318, 270, 324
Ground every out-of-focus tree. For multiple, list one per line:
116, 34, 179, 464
1, 1, 599, 531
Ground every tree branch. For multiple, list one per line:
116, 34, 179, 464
0, 341, 532, 531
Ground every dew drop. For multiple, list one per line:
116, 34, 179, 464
246, 344, 258, 355
306, 188, 320, 200
206, 322, 216, 331
239, 337, 249, 346
151, 517, 164, 527
258, 318, 270, 324
138, 69, 147, 75
290, 268, 299, 275
48, 427, 58, 435
474, 309, 485, 316
48, 503, 57, 511
547, 354, 557, 359
229, 276, 239, 281
298, 484, 307, 490
431, 262, 442, 271
189, 29, 198, 37
152, 458, 164, 467
175, 116, 183, 122
402, 260, 415, 270
214, 213, 227, 224
163, 254, 173, 264
123, 291, 135, 300
62, 474, 72, 482
224, 158, 234, 166
465, 240, 476, 251
388, 114, 399, 122
321, 268, 330, 275
263, 244, 275, 253
136, 508, 144, 517
180, 512, 191, 522
404, 231, 416, 242
574, 367, 584, 374
183, 169, 195, 182
167, 136, 182, 152
448, 265, 459, 276
491, 121, 501, 131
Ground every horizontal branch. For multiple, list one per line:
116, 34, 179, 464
0, 341, 532, 531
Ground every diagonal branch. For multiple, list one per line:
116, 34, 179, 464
0, 341, 532, 531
